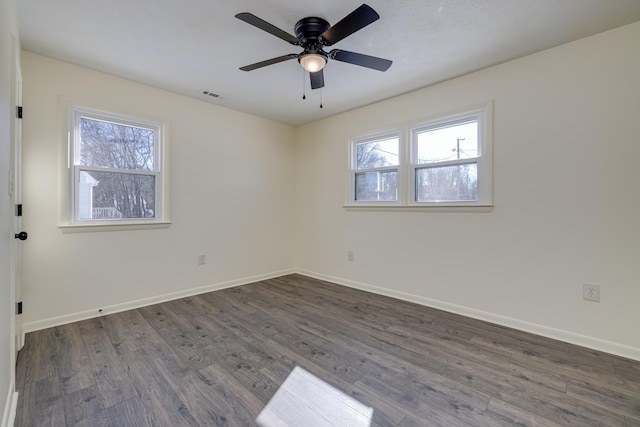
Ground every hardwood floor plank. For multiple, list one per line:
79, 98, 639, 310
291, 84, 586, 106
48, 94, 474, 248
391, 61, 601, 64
119, 349, 201, 427
137, 303, 216, 370
356, 373, 497, 427
626, 416, 640, 427
357, 365, 492, 419
398, 413, 459, 427
62, 384, 110, 427
24, 375, 66, 426
510, 349, 640, 400
176, 365, 264, 426
18, 328, 60, 384
55, 323, 96, 396
499, 387, 622, 426
154, 365, 235, 426
76, 317, 139, 408
270, 328, 367, 384
197, 363, 265, 419
443, 357, 627, 426
198, 287, 259, 317
566, 377, 640, 422
100, 310, 147, 356
103, 308, 177, 359
104, 396, 157, 427
15, 274, 640, 426
507, 342, 618, 379
615, 356, 640, 382
484, 397, 561, 427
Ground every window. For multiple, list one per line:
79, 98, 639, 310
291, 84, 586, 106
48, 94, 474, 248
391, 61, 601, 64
410, 111, 486, 204
348, 103, 492, 207
69, 107, 164, 225
352, 133, 400, 202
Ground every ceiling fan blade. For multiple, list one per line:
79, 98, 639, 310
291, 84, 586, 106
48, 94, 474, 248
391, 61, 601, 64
310, 69, 325, 89
240, 54, 298, 71
330, 49, 392, 71
235, 12, 300, 45
320, 4, 379, 46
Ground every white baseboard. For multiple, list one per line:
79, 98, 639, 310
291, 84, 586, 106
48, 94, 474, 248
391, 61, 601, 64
296, 269, 640, 362
1, 384, 17, 427
23, 268, 295, 333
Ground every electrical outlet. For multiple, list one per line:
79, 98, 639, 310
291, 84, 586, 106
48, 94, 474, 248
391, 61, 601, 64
198, 254, 206, 265
583, 284, 600, 302
347, 250, 355, 262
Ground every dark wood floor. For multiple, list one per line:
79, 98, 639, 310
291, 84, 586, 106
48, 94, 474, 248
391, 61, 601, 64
15, 274, 640, 426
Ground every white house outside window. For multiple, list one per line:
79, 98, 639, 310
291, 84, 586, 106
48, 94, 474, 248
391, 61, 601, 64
69, 107, 164, 225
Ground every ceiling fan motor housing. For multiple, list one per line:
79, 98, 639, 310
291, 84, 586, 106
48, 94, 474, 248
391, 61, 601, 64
295, 17, 330, 48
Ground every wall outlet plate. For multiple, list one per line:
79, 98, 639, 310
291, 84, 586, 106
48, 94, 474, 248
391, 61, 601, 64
583, 283, 600, 302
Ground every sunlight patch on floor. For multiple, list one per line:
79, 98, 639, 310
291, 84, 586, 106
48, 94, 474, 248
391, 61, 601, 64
256, 366, 374, 426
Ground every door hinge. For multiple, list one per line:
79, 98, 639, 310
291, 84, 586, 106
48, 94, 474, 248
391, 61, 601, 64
15, 204, 22, 216
16, 106, 22, 119
16, 301, 22, 315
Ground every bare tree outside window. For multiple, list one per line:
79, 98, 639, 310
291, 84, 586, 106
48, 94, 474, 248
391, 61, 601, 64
415, 164, 477, 201
356, 138, 398, 169
354, 137, 399, 201
78, 116, 157, 219
355, 170, 398, 201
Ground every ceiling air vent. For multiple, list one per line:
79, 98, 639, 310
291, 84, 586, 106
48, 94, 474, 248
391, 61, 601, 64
201, 90, 224, 99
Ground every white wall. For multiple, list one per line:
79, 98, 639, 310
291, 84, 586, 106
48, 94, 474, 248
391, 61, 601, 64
294, 21, 640, 359
0, 0, 18, 425
21, 52, 296, 329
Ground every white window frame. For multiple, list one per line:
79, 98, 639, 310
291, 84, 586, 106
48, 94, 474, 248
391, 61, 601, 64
347, 102, 492, 209
68, 106, 166, 226
349, 130, 404, 206
409, 105, 491, 206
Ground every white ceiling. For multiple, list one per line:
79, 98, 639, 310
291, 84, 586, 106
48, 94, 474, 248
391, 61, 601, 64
17, 0, 640, 127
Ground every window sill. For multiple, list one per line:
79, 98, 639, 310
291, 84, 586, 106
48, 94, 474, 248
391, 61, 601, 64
59, 221, 172, 233
343, 205, 493, 213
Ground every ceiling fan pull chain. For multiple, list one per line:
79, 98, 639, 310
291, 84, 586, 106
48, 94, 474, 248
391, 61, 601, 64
320, 88, 323, 109
302, 69, 306, 100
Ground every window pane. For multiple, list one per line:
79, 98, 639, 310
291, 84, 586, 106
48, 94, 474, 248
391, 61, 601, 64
78, 170, 156, 219
415, 163, 477, 202
416, 121, 478, 164
356, 137, 399, 169
355, 170, 398, 201
80, 117, 155, 171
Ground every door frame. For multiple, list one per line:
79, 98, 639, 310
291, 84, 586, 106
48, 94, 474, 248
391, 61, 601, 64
10, 35, 23, 355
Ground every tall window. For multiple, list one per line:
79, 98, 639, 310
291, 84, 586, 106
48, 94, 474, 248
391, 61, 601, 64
349, 103, 492, 207
69, 107, 163, 224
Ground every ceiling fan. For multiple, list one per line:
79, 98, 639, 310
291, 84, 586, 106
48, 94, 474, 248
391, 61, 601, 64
235, 4, 392, 90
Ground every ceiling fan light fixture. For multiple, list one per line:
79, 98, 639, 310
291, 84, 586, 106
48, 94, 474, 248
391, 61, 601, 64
299, 53, 327, 73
